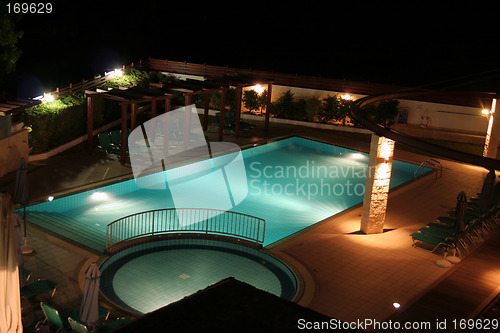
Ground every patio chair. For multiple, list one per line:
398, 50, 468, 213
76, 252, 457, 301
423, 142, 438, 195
37, 302, 70, 332
97, 132, 121, 157
110, 130, 121, 147
410, 232, 454, 254
68, 317, 131, 333
69, 304, 110, 324
20, 279, 57, 304
20, 267, 32, 284
418, 226, 454, 240
239, 121, 257, 131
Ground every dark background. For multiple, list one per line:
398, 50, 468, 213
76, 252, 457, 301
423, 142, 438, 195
8, 1, 500, 98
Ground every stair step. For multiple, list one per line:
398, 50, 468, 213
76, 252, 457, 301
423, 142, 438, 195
26, 211, 106, 252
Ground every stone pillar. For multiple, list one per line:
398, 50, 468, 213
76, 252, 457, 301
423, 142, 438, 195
483, 99, 498, 158
360, 134, 395, 234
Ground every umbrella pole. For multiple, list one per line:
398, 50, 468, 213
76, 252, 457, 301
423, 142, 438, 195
21, 206, 34, 255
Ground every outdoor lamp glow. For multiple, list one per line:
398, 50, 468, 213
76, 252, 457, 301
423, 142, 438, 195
251, 84, 264, 94
482, 109, 491, 115
42, 94, 54, 103
342, 93, 352, 100
47, 196, 54, 201
114, 69, 123, 77
91, 192, 108, 201
393, 302, 401, 309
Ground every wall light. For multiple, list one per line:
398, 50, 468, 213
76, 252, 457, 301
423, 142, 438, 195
393, 302, 401, 309
482, 109, 491, 115
47, 196, 54, 202
341, 93, 352, 100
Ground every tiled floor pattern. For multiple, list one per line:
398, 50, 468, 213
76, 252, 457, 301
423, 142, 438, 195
269, 157, 490, 323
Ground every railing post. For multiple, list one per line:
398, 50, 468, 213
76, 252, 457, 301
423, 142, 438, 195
152, 211, 155, 236
206, 209, 210, 234
256, 219, 260, 246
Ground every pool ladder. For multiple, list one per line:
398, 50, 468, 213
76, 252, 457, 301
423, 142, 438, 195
415, 158, 442, 179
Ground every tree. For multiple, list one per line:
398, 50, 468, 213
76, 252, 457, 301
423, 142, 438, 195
0, 1, 23, 97
304, 96, 322, 122
243, 90, 260, 113
369, 99, 399, 128
270, 90, 295, 119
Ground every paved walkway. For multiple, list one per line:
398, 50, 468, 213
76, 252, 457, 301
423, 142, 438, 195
2, 120, 499, 332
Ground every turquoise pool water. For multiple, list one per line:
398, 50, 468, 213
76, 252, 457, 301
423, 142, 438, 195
25, 136, 428, 249
100, 238, 297, 315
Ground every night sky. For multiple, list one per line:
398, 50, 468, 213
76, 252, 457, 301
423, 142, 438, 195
8, 1, 500, 98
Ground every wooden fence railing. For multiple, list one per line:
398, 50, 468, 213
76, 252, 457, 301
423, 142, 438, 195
42, 61, 147, 99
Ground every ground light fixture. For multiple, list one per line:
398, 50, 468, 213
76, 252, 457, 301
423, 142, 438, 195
105, 68, 124, 78
90, 191, 108, 201
39, 93, 54, 103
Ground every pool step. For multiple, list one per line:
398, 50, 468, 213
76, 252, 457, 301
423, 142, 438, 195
26, 211, 106, 252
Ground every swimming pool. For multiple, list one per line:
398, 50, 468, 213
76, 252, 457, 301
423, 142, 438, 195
99, 238, 297, 315
25, 136, 429, 251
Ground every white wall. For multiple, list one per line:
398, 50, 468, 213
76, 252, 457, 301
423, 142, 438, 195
161, 71, 489, 134
397, 99, 487, 133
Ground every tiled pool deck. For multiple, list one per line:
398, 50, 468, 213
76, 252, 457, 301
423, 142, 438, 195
2, 121, 500, 331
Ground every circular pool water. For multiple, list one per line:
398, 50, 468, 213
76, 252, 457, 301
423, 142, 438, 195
100, 238, 297, 315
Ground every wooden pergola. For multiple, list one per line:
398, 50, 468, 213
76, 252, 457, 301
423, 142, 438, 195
86, 75, 273, 164
86, 86, 173, 164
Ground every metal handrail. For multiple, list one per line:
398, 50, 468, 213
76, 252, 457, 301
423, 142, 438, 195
106, 208, 266, 251
415, 158, 442, 179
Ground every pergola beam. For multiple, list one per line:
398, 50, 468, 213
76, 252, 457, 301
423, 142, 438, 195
85, 88, 172, 165
234, 85, 243, 138
218, 89, 227, 141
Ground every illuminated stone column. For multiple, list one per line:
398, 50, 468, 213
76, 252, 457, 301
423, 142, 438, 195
483, 99, 498, 158
360, 134, 395, 234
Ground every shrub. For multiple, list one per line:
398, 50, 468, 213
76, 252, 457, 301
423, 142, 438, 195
270, 90, 295, 119
269, 91, 399, 129
98, 68, 151, 89
369, 99, 399, 128
22, 93, 87, 153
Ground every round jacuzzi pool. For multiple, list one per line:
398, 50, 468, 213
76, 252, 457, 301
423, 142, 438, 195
100, 238, 298, 315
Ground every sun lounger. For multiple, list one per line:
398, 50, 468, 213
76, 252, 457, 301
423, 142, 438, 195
20, 267, 31, 284
70, 305, 110, 324
20, 279, 56, 303
410, 232, 454, 253
97, 132, 121, 157
418, 227, 454, 240
68, 317, 131, 333
37, 302, 70, 331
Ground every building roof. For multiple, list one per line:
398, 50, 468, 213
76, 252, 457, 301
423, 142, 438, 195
113, 277, 364, 333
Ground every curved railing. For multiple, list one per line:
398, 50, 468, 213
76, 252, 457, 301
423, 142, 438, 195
350, 91, 500, 170
106, 208, 266, 252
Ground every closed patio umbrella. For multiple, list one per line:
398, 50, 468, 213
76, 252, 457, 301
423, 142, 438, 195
0, 192, 23, 332
454, 191, 467, 234
480, 169, 496, 214
446, 191, 468, 265
13, 158, 33, 254
80, 262, 101, 326
11, 213, 24, 268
